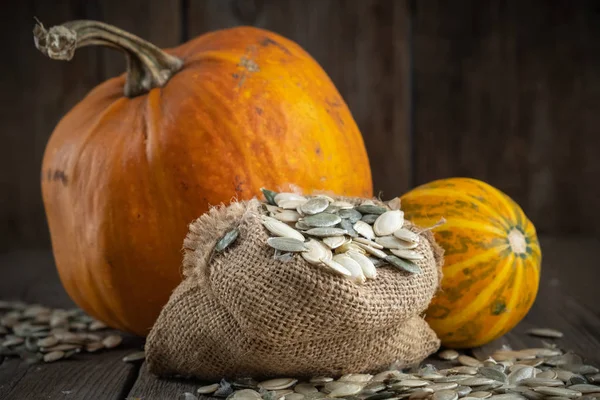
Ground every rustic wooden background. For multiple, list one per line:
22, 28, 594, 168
2, 0, 600, 252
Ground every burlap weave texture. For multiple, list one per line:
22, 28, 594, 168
147, 197, 444, 380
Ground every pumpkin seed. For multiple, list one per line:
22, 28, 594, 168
454, 367, 479, 375
355, 242, 389, 259
339, 374, 373, 383
356, 204, 387, 215
122, 351, 146, 363
338, 208, 363, 223
339, 219, 359, 237
488, 395, 527, 400
88, 320, 108, 331
333, 255, 365, 284
295, 221, 311, 231
319, 258, 352, 277
309, 377, 334, 385
409, 389, 434, 400
337, 242, 367, 255
346, 250, 377, 279
41, 343, 81, 352
393, 228, 420, 244
390, 248, 425, 261
429, 383, 459, 391
294, 384, 318, 394
373, 371, 405, 382
353, 237, 384, 249
438, 349, 460, 361
262, 216, 306, 241
526, 328, 564, 339
275, 193, 307, 206
331, 200, 354, 209
353, 221, 375, 240
461, 378, 497, 387
302, 239, 333, 265
538, 370, 559, 380
300, 197, 330, 215
215, 228, 240, 252
267, 237, 308, 252
479, 368, 508, 383
399, 380, 430, 388
328, 383, 364, 398
322, 236, 347, 249
564, 365, 600, 375
376, 235, 418, 250
531, 387, 582, 398
519, 378, 564, 387
471, 392, 493, 398
85, 341, 104, 352
274, 210, 302, 222
304, 227, 347, 237
374, 210, 404, 236
432, 390, 459, 400
230, 389, 263, 400
457, 385, 473, 396
459, 355, 484, 367
2, 337, 24, 347
43, 350, 64, 362
385, 255, 421, 274
508, 367, 536, 384
198, 384, 221, 394
286, 394, 305, 400
102, 334, 122, 349
568, 386, 600, 394
259, 379, 298, 391
361, 214, 379, 224
303, 213, 341, 228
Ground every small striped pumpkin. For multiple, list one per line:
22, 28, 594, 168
401, 177, 541, 348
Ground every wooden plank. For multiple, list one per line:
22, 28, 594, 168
411, 0, 600, 235
0, 0, 182, 252
0, 0, 106, 252
127, 362, 198, 399
99, 0, 182, 79
0, 250, 144, 400
187, 0, 412, 199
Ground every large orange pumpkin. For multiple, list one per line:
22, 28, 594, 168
401, 178, 541, 348
34, 20, 372, 336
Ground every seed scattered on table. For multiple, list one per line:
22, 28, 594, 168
122, 351, 146, 363
526, 328, 564, 339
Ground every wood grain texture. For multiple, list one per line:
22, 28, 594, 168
99, 0, 182, 80
127, 362, 199, 400
0, 0, 105, 252
412, 0, 600, 235
0, 250, 145, 400
188, 0, 412, 200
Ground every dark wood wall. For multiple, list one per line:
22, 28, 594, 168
2, 0, 599, 252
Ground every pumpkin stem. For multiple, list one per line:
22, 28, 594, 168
33, 19, 183, 98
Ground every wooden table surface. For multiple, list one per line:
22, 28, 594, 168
1, 236, 599, 400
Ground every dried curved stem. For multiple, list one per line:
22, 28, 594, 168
33, 19, 183, 97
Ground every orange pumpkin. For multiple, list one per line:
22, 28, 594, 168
34, 20, 372, 336
401, 178, 541, 348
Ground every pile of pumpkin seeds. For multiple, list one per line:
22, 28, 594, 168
215, 189, 435, 284
0, 300, 124, 363
180, 330, 600, 400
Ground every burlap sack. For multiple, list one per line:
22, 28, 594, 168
147, 196, 444, 381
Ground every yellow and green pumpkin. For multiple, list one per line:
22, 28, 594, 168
401, 177, 541, 348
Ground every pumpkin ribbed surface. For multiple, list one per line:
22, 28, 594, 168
401, 177, 541, 348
